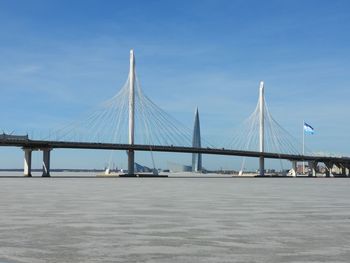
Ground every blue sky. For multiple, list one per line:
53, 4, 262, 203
0, 0, 349, 170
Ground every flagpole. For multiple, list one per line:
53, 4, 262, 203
302, 120, 305, 174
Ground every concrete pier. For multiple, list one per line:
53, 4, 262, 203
23, 148, 32, 177
127, 150, 134, 175
291, 160, 297, 177
308, 161, 317, 177
325, 162, 333, 177
341, 165, 347, 176
42, 149, 51, 177
259, 156, 265, 176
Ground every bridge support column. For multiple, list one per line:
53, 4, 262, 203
23, 148, 32, 177
324, 162, 333, 177
259, 156, 264, 176
290, 160, 297, 177
128, 150, 134, 175
42, 149, 51, 177
346, 166, 350, 177
308, 161, 317, 177
325, 169, 330, 177
340, 165, 346, 176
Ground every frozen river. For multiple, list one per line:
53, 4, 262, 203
0, 175, 350, 262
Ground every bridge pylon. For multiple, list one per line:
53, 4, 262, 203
128, 49, 135, 175
259, 81, 265, 176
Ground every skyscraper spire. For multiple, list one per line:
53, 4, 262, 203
192, 107, 202, 172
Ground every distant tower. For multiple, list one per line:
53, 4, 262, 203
128, 49, 135, 175
259, 81, 265, 176
192, 107, 202, 172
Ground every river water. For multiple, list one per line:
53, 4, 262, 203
0, 175, 349, 262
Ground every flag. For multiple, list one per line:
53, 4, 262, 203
304, 122, 314, 134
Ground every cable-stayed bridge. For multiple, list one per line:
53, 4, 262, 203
1, 50, 349, 177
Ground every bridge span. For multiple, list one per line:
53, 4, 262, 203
1, 50, 349, 178
1, 139, 349, 177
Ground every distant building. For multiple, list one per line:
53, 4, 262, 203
134, 162, 152, 173
192, 107, 202, 172
167, 162, 192, 172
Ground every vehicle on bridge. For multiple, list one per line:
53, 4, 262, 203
0, 133, 29, 141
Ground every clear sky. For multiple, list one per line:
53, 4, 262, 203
0, 0, 349, 170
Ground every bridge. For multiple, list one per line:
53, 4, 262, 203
1, 50, 349, 177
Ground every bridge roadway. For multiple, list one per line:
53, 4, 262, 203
1, 138, 350, 166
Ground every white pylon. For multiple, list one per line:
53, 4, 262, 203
128, 49, 135, 175
259, 81, 265, 176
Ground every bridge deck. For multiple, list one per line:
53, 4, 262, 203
1, 139, 349, 164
